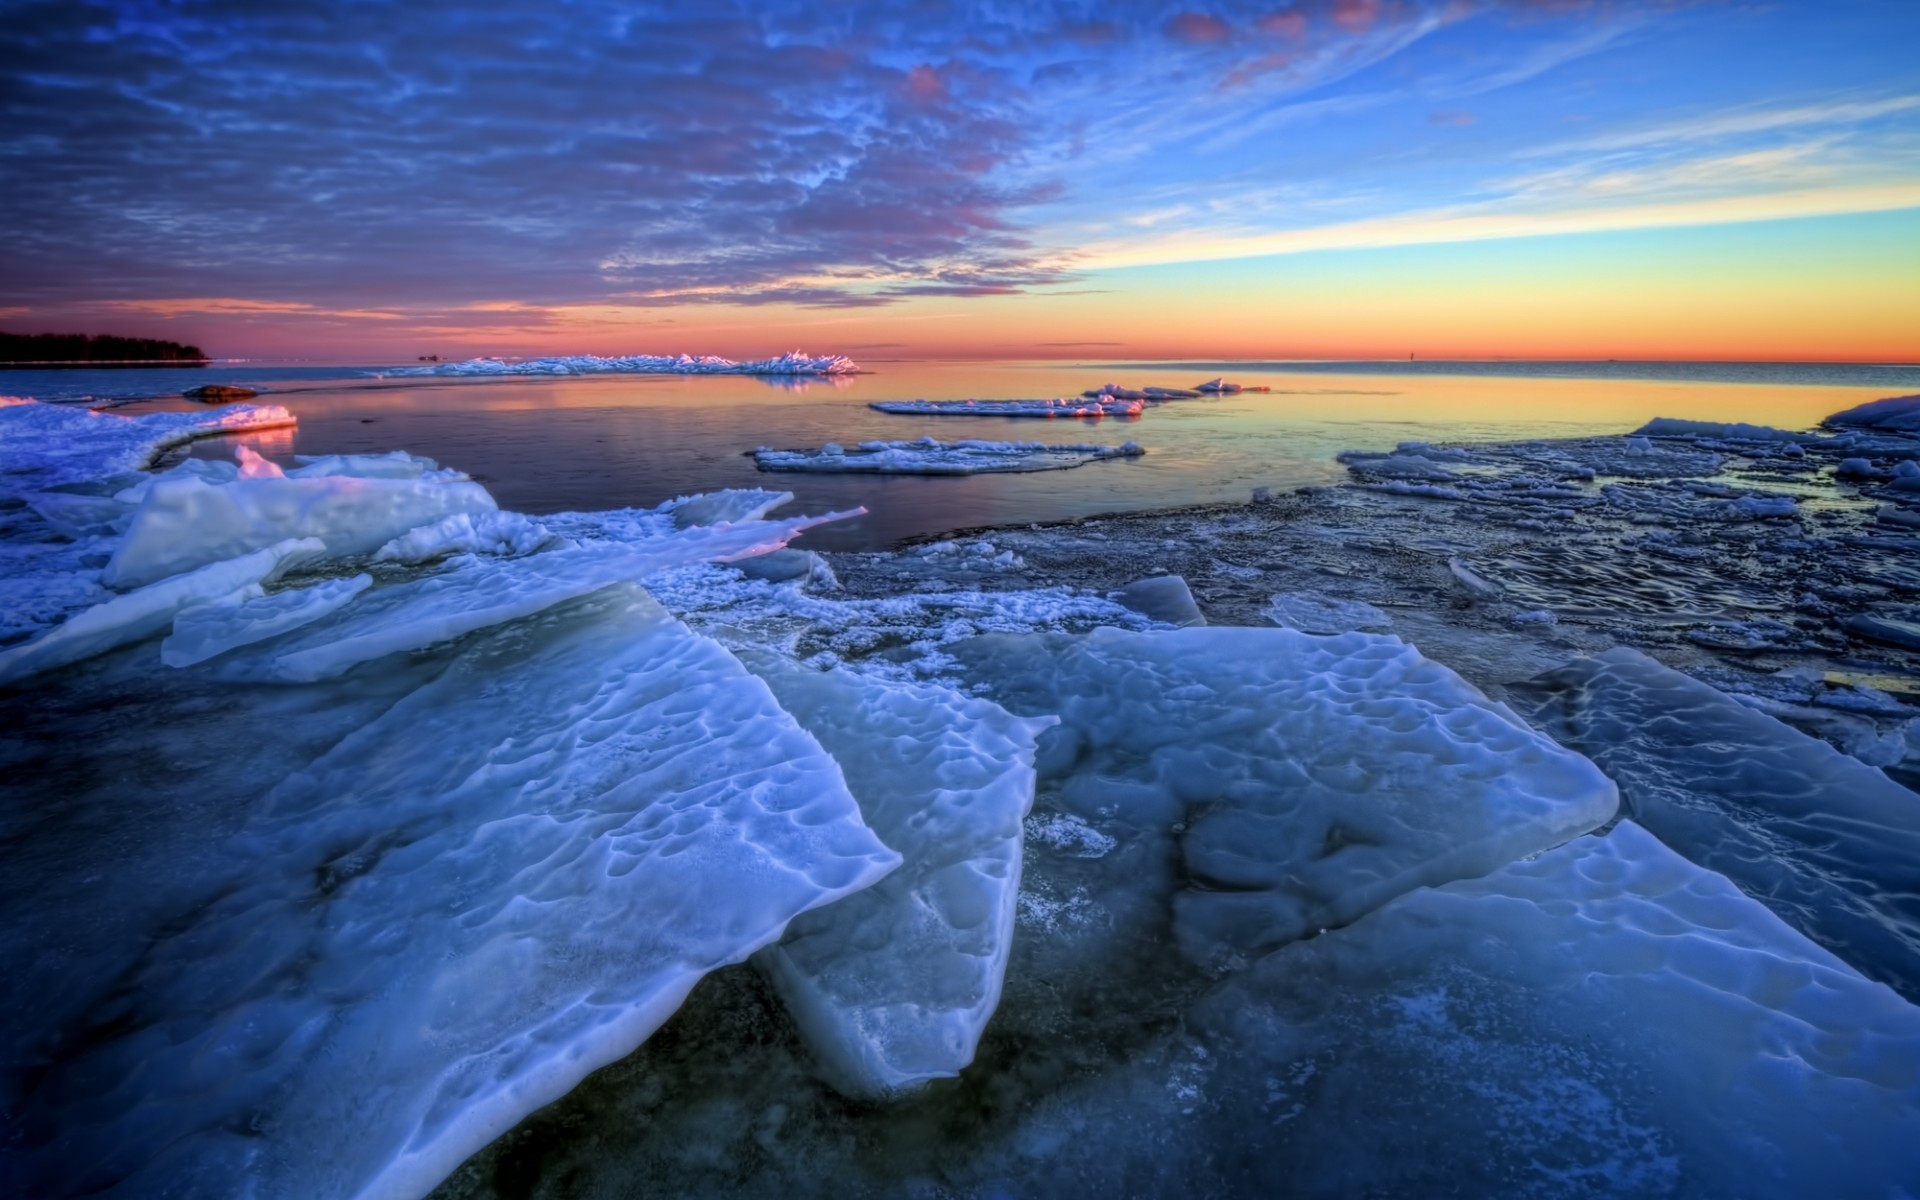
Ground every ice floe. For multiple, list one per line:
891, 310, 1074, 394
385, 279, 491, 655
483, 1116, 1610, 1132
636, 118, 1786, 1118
1827, 392, 1920, 432
1265, 590, 1391, 633
7, 586, 898, 1199
753, 437, 1144, 475
871, 395, 1147, 419
393, 350, 859, 377
1515, 646, 1920, 998
957, 626, 1618, 971
749, 660, 1054, 1098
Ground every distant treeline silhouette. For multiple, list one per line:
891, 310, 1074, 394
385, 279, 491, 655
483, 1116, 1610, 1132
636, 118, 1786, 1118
0, 331, 210, 366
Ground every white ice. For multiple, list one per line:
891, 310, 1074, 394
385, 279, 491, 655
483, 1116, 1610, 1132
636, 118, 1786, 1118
0, 398, 296, 498
256, 505, 861, 681
160, 574, 374, 668
748, 659, 1055, 1098
1517, 646, 1920, 996
958, 626, 1618, 970
104, 470, 501, 589
870, 396, 1147, 419
1265, 591, 1391, 634
1827, 393, 1920, 432
753, 437, 1144, 475
13, 586, 898, 1200
0, 537, 323, 685
1184, 820, 1920, 1199
286, 449, 470, 481
393, 350, 859, 377
374, 510, 555, 564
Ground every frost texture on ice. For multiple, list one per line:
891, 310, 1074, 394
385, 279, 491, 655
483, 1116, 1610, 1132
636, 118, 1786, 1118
0, 398, 296, 497
1187, 821, 1920, 1199
1266, 591, 1391, 634
753, 437, 1144, 475
0, 538, 323, 685
748, 660, 1055, 1098
374, 511, 554, 563
1827, 393, 1920, 432
160, 574, 373, 668
392, 350, 859, 377
958, 626, 1618, 970
10, 586, 899, 1200
871, 396, 1147, 420
1515, 647, 1920, 998
258, 505, 861, 681
104, 472, 500, 589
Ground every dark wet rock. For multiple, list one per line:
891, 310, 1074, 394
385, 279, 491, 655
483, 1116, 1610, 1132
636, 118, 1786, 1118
183, 384, 258, 402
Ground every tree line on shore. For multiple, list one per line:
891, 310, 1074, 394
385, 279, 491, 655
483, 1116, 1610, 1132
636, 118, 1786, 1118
0, 331, 209, 365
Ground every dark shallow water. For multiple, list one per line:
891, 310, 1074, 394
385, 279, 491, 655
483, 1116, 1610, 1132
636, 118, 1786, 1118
25, 359, 1908, 550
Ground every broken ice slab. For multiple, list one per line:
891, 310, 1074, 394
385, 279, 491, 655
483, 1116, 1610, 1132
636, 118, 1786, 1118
753, 437, 1144, 476
0, 537, 324, 685
7, 586, 899, 1200
749, 659, 1055, 1098
870, 396, 1147, 419
1178, 820, 1920, 1199
159, 574, 373, 668
256, 504, 862, 682
103, 470, 502, 589
957, 626, 1618, 971
1513, 646, 1920, 999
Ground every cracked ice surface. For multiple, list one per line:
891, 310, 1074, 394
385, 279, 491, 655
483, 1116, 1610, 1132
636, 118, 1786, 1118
753, 437, 1144, 475
748, 659, 1055, 1098
391, 350, 860, 377
956, 626, 1619, 970
1513, 646, 1920, 999
7, 586, 899, 1200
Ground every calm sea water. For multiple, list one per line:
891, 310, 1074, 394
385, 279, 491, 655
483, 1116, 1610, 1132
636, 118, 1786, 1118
17, 359, 1915, 550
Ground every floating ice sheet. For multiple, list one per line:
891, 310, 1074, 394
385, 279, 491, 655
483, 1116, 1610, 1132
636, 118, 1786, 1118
1828, 393, 1920, 432
8, 586, 899, 1200
392, 350, 859, 377
1514, 646, 1920, 998
957, 626, 1618, 970
1266, 591, 1391, 634
870, 396, 1146, 419
749, 659, 1054, 1098
105, 472, 500, 589
753, 437, 1144, 475
0, 537, 323, 685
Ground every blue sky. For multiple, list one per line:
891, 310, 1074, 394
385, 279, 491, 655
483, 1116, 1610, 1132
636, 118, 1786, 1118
1, 0, 1915, 356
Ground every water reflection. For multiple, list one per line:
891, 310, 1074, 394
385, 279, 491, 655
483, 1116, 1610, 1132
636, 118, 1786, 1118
116, 360, 1903, 551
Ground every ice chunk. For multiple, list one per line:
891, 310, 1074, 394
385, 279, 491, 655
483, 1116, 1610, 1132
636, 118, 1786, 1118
748, 660, 1055, 1098
665, 487, 795, 529
734, 548, 837, 587
0, 538, 323, 685
1192, 378, 1266, 394
374, 510, 553, 563
1186, 821, 1920, 1199
957, 627, 1618, 970
233, 445, 284, 478
259, 506, 861, 681
10, 586, 898, 1200
1265, 591, 1391, 634
160, 574, 373, 668
1336, 449, 1457, 480
0, 398, 296, 497
288, 449, 467, 481
1826, 392, 1920, 431
103, 471, 501, 589
1514, 647, 1920, 997
1110, 574, 1206, 627
870, 396, 1147, 419
1633, 417, 1810, 443
753, 437, 1144, 475
393, 350, 859, 377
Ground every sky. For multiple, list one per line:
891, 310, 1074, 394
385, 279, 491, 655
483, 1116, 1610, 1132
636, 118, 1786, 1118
2, 0, 1917, 362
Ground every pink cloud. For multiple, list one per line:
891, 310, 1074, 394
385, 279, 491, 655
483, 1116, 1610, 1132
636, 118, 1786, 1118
1255, 9, 1307, 39
1332, 0, 1382, 34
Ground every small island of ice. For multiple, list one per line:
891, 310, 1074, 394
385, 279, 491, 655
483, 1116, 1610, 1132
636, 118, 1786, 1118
753, 437, 1145, 475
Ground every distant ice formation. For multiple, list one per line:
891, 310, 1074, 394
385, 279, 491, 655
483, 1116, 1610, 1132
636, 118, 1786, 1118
870, 395, 1148, 419
753, 437, 1144, 475
392, 350, 860, 377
